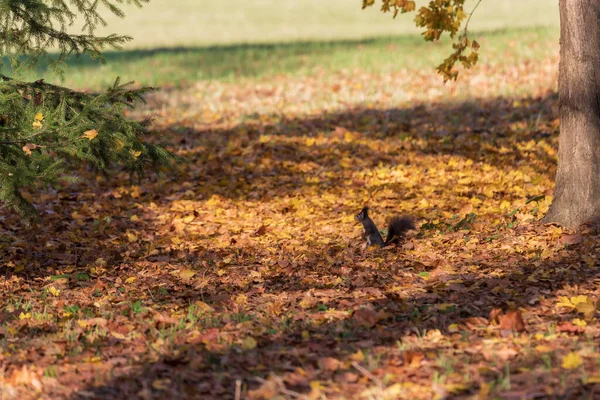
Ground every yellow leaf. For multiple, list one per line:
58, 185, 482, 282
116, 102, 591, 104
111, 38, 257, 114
130, 215, 139, 222
448, 323, 459, 333
34, 112, 44, 121
130, 150, 142, 158
82, 129, 98, 141
178, 269, 196, 280
561, 352, 583, 369
194, 301, 214, 313
586, 375, 600, 384
19, 312, 31, 320
241, 336, 257, 350
32, 120, 42, 129
383, 383, 403, 397
349, 350, 365, 362
557, 295, 589, 309
48, 286, 60, 297
576, 301, 596, 321
126, 232, 138, 242
535, 345, 553, 353
572, 318, 587, 327
571, 295, 590, 306
125, 277, 136, 284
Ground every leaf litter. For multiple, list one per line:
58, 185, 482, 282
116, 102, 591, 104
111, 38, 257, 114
1, 39, 600, 399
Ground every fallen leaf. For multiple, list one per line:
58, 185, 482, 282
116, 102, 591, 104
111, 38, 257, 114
561, 352, 583, 369
352, 306, 379, 328
241, 336, 257, 350
178, 269, 196, 280
319, 357, 340, 371
403, 350, 424, 368
497, 310, 526, 333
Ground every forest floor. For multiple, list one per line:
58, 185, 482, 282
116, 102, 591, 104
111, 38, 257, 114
4, 24, 600, 400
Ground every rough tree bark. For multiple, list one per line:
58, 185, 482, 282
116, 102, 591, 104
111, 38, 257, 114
542, 0, 600, 229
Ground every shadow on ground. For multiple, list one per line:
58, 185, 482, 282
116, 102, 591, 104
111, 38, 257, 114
3, 90, 594, 399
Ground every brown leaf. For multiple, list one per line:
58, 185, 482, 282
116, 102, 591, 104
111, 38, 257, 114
352, 306, 379, 328
335, 372, 358, 384
558, 321, 585, 334
152, 310, 179, 326
248, 377, 277, 400
254, 225, 268, 236
561, 234, 583, 245
78, 317, 108, 328
498, 310, 526, 333
11, 365, 42, 392
489, 308, 503, 324
403, 350, 424, 368
319, 357, 340, 371
464, 317, 489, 330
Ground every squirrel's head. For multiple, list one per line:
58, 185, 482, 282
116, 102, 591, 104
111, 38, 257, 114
354, 207, 369, 223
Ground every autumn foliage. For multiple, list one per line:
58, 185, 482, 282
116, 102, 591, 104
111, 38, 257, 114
0, 0, 174, 217
363, 0, 481, 81
2, 30, 600, 396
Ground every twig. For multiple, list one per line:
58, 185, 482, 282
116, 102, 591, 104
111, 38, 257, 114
255, 375, 310, 400
147, 287, 156, 303
463, 0, 483, 36
235, 379, 241, 400
352, 361, 384, 392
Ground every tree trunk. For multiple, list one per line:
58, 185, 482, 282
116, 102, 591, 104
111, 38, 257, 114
543, 0, 600, 229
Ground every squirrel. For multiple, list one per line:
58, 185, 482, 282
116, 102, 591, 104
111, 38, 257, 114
354, 207, 415, 248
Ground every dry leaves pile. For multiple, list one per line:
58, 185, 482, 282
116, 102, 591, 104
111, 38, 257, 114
2, 40, 600, 399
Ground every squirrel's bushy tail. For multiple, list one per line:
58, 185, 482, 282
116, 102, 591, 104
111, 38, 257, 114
385, 216, 415, 245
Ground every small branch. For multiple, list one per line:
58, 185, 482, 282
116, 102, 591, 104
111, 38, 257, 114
352, 361, 384, 392
235, 379, 241, 400
463, 0, 483, 36
255, 375, 310, 400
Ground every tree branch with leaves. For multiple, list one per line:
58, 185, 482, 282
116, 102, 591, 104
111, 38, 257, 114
0, 0, 177, 219
363, 0, 482, 81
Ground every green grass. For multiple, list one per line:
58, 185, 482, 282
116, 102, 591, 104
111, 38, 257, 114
2, 0, 560, 90
16, 26, 557, 90
83, 0, 558, 49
